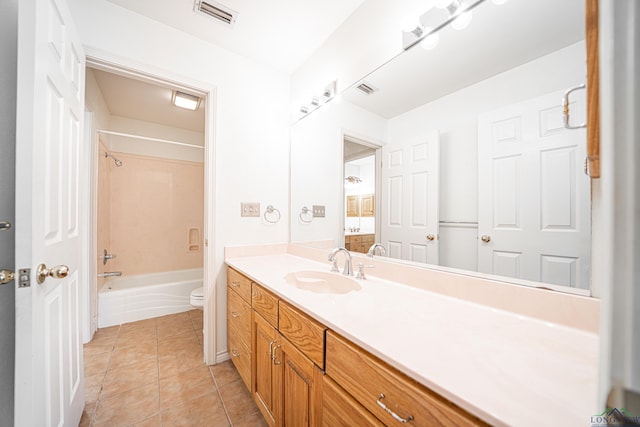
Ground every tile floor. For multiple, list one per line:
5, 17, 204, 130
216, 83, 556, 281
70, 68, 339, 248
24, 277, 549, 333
80, 310, 267, 426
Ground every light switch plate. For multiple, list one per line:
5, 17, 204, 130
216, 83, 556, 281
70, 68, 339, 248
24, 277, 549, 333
312, 205, 326, 218
241, 202, 260, 217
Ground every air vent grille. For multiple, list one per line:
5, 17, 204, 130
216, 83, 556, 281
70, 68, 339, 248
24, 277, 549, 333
195, 0, 238, 26
356, 82, 378, 95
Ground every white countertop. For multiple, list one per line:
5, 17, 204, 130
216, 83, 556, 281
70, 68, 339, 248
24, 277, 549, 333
226, 253, 599, 426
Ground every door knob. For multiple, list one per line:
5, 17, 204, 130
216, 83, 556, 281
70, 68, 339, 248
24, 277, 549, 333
0, 269, 15, 285
480, 235, 491, 243
36, 264, 69, 284
0, 221, 11, 230
426, 234, 435, 241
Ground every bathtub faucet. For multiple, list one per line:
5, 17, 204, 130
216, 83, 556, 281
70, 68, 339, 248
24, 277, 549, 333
97, 271, 122, 278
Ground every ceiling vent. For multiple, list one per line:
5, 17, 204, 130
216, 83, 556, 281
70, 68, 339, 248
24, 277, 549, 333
194, 0, 238, 26
356, 82, 378, 96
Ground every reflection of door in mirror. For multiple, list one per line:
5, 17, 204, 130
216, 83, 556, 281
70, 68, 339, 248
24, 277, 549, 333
478, 90, 590, 289
380, 130, 440, 265
343, 137, 379, 254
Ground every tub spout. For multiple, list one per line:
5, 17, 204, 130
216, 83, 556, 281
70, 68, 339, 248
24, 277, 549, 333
98, 271, 122, 278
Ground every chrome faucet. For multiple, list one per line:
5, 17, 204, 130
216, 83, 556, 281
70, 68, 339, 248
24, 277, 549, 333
97, 271, 122, 278
366, 243, 387, 258
328, 247, 353, 276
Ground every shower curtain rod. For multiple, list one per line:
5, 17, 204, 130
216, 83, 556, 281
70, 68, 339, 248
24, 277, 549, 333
96, 129, 204, 149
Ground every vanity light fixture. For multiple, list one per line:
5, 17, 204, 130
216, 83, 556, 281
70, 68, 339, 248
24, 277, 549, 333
298, 79, 339, 118
172, 91, 201, 111
440, 0, 473, 30
420, 27, 440, 50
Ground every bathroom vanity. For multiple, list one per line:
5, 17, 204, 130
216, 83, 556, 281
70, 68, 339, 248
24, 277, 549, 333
225, 245, 599, 426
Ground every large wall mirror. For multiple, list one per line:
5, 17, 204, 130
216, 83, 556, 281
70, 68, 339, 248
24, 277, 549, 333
290, 0, 591, 294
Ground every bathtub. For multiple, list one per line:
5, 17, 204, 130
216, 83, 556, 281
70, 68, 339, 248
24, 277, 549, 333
98, 268, 202, 328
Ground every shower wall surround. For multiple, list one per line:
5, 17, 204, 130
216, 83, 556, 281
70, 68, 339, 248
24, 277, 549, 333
98, 151, 204, 276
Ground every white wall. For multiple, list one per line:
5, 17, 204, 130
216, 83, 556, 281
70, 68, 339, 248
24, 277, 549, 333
0, 0, 17, 423
290, 102, 387, 244
69, 0, 291, 362
387, 41, 586, 270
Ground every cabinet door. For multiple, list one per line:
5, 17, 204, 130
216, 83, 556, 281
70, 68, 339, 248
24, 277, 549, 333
360, 194, 375, 217
346, 195, 360, 217
253, 311, 279, 427
276, 335, 323, 427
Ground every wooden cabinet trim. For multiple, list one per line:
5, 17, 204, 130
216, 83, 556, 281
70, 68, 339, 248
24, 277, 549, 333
585, 0, 600, 178
252, 283, 279, 328
227, 266, 252, 303
278, 300, 327, 369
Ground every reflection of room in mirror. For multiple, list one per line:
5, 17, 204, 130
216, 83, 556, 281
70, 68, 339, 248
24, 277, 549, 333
290, 0, 592, 292
344, 139, 377, 253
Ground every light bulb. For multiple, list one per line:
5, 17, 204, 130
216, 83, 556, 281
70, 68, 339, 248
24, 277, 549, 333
401, 13, 420, 33
420, 28, 440, 50
451, 9, 472, 30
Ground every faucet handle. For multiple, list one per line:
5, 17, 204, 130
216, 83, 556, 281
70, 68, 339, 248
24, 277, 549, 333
330, 258, 340, 273
355, 263, 375, 280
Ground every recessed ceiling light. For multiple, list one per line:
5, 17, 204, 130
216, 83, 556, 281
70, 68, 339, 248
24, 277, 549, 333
172, 91, 201, 111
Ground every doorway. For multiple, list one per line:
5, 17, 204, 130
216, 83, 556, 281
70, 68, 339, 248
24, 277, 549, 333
82, 60, 214, 358
342, 136, 380, 254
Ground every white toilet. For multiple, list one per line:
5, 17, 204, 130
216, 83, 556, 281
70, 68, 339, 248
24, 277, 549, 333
190, 286, 204, 310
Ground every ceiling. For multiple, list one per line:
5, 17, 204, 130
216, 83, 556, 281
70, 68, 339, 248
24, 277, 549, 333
342, 0, 586, 119
106, 0, 367, 74
91, 68, 206, 132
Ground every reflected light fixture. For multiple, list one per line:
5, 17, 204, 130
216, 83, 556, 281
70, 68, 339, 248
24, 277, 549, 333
172, 90, 201, 111
420, 27, 440, 50
345, 176, 363, 184
443, 0, 473, 30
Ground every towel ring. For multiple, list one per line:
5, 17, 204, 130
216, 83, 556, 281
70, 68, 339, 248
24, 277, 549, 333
299, 206, 313, 223
263, 205, 281, 224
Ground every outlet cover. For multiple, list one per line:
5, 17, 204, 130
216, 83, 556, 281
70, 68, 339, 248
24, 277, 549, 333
312, 205, 326, 218
241, 202, 260, 217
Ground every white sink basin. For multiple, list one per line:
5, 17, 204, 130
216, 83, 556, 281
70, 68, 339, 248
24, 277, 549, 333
284, 270, 361, 294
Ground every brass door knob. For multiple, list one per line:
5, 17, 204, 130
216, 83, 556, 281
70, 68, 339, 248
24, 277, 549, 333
480, 235, 491, 243
0, 269, 15, 285
36, 264, 69, 284
426, 234, 435, 241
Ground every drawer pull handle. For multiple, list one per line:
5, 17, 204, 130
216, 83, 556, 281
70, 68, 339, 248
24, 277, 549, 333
230, 281, 240, 287
231, 311, 240, 318
377, 394, 414, 424
272, 344, 282, 365
231, 349, 241, 357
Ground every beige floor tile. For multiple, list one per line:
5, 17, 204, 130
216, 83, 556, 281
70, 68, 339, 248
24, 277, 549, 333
93, 383, 159, 427
84, 373, 105, 404
79, 401, 97, 427
232, 410, 269, 427
84, 351, 111, 378
119, 318, 157, 334
157, 331, 199, 355
93, 325, 120, 340
133, 414, 161, 426
188, 309, 203, 320
115, 331, 157, 349
109, 341, 158, 370
158, 347, 205, 379
157, 311, 191, 326
209, 360, 241, 388
157, 318, 195, 340
159, 365, 216, 410
102, 358, 158, 398
218, 378, 259, 422
160, 393, 229, 427
84, 336, 116, 356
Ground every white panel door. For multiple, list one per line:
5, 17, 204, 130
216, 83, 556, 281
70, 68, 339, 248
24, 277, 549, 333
477, 90, 590, 289
15, 0, 85, 425
381, 130, 439, 264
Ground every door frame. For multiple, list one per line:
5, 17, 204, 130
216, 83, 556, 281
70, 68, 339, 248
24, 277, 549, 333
81, 47, 218, 363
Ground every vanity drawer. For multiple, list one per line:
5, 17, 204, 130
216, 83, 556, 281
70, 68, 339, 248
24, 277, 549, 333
227, 267, 252, 303
323, 375, 384, 427
325, 331, 487, 427
228, 321, 251, 390
227, 285, 251, 348
279, 300, 326, 368
252, 283, 279, 328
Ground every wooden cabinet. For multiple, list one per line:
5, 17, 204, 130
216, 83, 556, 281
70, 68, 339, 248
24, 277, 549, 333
227, 266, 488, 427
360, 194, 374, 217
226, 267, 252, 390
251, 283, 325, 427
346, 195, 360, 217
344, 234, 375, 254
325, 331, 487, 427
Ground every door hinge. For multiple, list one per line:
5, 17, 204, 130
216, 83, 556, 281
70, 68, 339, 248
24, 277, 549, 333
18, 268, 30, 288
